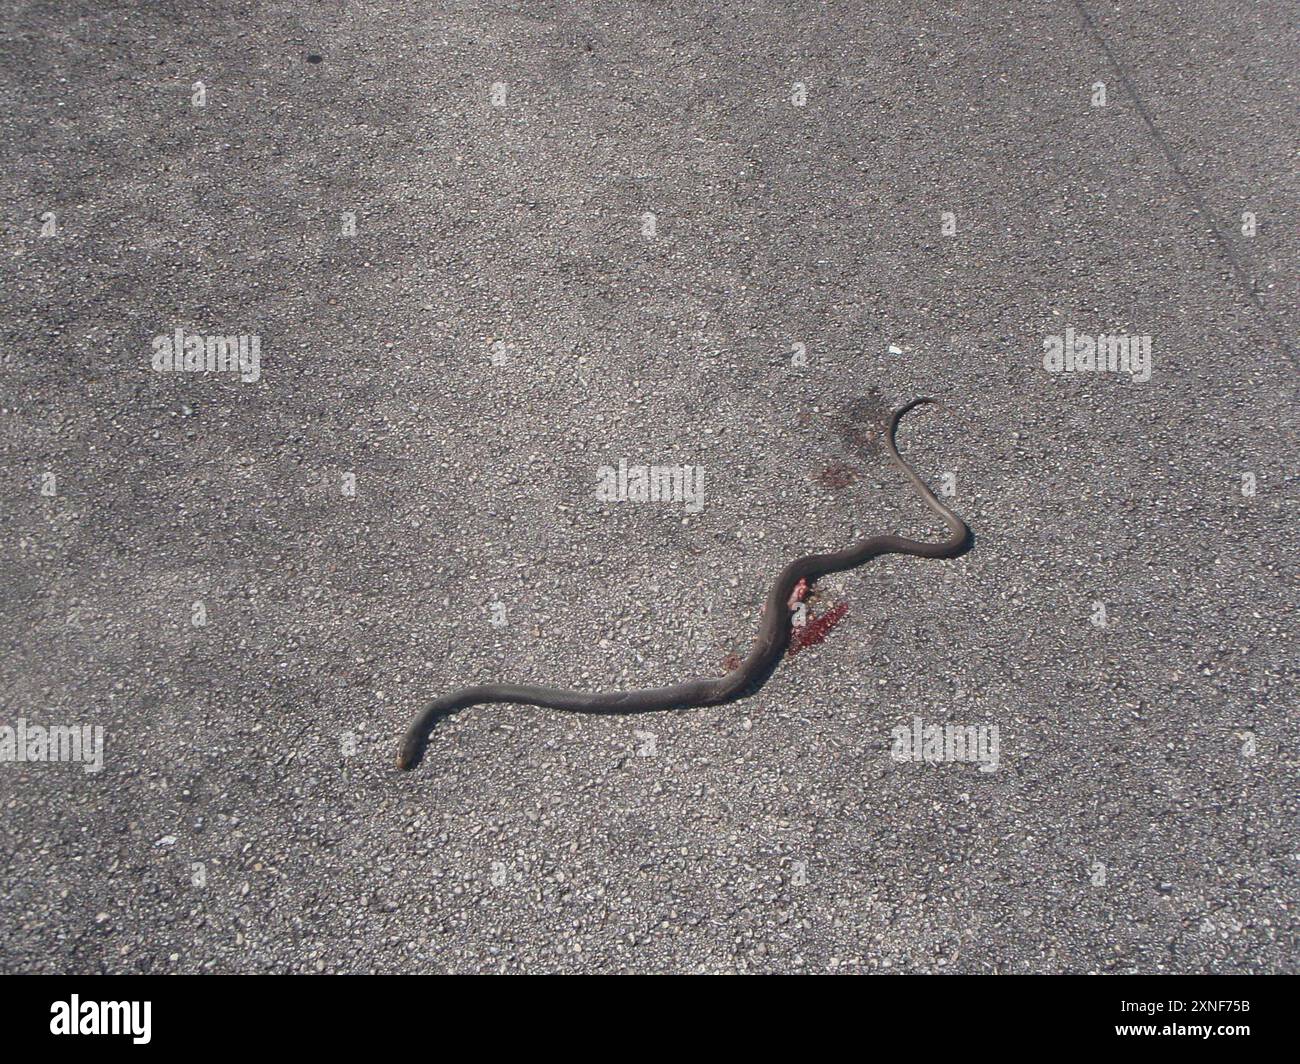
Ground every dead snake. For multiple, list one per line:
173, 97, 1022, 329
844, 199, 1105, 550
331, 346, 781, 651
397, 397, 970, 770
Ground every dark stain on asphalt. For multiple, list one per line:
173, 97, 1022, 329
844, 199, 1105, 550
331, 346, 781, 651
836, 391, 890, 457
813, 463, 861, 490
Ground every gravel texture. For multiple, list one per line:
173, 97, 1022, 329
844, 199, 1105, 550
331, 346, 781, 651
0, 0, 1295, 973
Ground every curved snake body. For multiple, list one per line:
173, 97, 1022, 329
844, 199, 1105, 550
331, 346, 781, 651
398, 397, 970, 770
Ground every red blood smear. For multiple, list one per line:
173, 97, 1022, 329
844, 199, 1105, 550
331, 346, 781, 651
788, 602, 849, 657
813, 464, 861, 490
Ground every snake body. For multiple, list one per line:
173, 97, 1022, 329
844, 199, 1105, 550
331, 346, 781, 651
397, 397, 970, 770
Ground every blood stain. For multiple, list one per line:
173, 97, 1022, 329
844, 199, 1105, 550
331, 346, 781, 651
813, 463, 860, 490
789, 602, 849, 657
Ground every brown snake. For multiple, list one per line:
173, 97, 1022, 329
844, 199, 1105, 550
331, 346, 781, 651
398, 397, 971, 770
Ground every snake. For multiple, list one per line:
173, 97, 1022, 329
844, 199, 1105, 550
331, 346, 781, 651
397, 396, 971, 770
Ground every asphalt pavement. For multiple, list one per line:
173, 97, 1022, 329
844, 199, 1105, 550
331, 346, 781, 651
0, 0, 1295, 972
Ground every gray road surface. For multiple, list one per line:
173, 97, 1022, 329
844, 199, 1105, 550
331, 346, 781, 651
0, 0, 1295, 972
